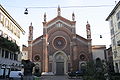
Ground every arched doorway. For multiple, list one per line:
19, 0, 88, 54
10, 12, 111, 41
53, 51, 68, 75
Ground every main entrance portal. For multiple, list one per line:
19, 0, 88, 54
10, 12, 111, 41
53, 51, 68, 75
56, 62, 64, 75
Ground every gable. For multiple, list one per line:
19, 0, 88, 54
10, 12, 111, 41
45, 16, 76, 28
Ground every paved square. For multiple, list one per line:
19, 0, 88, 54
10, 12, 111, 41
39, 75, 83, 80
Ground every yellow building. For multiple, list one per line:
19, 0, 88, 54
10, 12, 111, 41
0, 4, 25, 78
106, 1, 120, 73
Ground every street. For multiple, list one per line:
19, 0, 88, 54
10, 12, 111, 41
0, 75, 83, 80
39, 75, 83, 80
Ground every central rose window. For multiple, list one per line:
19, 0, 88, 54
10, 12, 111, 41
53, 37, 66, 50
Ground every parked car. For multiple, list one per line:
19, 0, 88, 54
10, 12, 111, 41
9, 71, 23, 80
68, 70, 83, 78
68, 71, 76, 78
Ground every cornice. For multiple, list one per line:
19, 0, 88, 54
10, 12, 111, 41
0, 4, 25, 34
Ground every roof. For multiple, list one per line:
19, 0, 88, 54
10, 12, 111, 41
32, 35, 43, 43
0, 4, 25, 34
76, 34, 88, 42
92, 45, 106, 49
106, 1, 120, 21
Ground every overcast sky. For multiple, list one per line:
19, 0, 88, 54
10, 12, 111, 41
1, 0, 119, 48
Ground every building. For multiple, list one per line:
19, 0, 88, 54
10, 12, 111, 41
92, 45, 106, 61
0, 4, 25, 77
23, 7, 92, 75
22, 45, 28, 60
106, 1, 120, 73
105, 46, 113, 62
105, 46, 114, 73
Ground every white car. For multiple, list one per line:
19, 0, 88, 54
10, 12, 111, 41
9, 71, 23, 80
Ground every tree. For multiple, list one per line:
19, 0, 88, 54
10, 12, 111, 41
84, 59, 106, 80
0, 36, 19, 52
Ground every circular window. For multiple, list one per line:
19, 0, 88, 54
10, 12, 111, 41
53, 37, 66, 50
80, 54, 86, 61
34, 55, 40, 61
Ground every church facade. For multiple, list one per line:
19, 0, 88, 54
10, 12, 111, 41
25, 7, 92, 75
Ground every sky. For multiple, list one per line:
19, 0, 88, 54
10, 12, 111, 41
1, 0, 119, 48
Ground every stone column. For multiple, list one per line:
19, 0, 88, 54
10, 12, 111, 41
44, 34, 48, 72
70, 42, 73, 71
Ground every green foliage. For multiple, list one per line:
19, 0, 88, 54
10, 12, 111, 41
83, 60, 106, 80
85, 61, 96, 76
111, 76, 120, 80
0, 36, 19, 52
83, 76, 96, 80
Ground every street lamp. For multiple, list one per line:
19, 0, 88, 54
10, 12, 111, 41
24, 8, 28, 15
100, 35, 102, 38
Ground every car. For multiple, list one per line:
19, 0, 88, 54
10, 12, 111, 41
68, 70, 83, 78
9, 71, 23, 80
68, 71, 76, 78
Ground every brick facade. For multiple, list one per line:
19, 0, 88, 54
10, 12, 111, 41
25, 8, 92, 75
